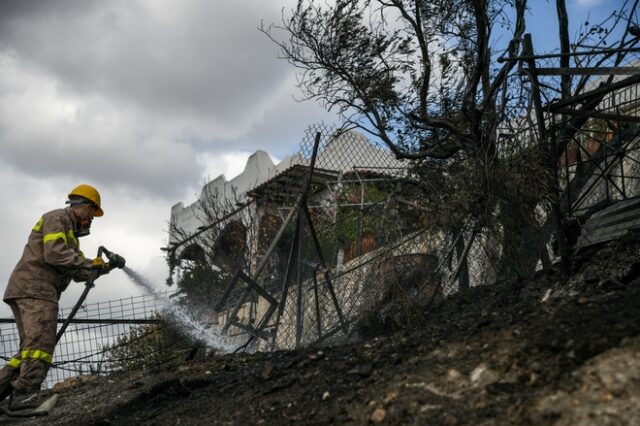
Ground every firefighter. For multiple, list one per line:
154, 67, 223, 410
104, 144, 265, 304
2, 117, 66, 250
0, 184, 111, 410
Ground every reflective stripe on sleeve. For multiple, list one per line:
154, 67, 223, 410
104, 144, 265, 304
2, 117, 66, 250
67, 229, 78, 246
21, 349, 53, 364
43, 232, 68, 245
8, 357, 21, 368
32, 218, 44, 232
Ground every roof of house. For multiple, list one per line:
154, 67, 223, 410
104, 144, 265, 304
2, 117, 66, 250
246, 164, 339, 202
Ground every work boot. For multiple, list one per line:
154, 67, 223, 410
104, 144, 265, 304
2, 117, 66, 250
8, 389, 47, 411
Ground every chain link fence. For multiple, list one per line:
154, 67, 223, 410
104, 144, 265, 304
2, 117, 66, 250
206, 73, 640, 349
168, 124, 505, 351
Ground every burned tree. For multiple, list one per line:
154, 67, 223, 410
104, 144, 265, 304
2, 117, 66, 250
262, 0, 545, 280
263, 0, 640, 281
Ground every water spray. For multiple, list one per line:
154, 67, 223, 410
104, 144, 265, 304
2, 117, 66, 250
122, 266, 236, 352
58, 245, 235, 353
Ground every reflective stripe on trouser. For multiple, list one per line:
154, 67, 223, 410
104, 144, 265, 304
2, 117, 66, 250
0, 298, 58, 393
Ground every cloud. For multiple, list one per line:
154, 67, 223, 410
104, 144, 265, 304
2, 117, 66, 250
0, 1, 292, 127
0, 1, 331, 200
0, 54, 200, 199
197, 151, 257, 182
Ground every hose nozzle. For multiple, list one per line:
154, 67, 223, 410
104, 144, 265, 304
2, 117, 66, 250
98, 246, 126, 269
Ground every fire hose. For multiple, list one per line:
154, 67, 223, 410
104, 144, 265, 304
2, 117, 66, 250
55, 246, 126, 342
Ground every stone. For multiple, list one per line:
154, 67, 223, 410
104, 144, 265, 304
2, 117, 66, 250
261, 362, 273, 380
52, 375, 98, 391
597, 368, 630, 397
534, 391, 571, 418
383, 389, 400, 403
370, 407, 387, 423
447, 369, 462, 382
584, 270, 599, 284
442, 413, 458, 425
470, 363, 500, 388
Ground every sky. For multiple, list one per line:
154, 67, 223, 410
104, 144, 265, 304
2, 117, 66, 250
0, 0, 626, 317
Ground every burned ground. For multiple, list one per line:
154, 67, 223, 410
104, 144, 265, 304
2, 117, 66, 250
7, 232, 640, 425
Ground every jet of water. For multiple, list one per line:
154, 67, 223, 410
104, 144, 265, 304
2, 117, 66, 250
122, 266, 236, 352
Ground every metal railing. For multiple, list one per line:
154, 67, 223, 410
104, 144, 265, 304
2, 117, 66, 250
0, 293, 190, 389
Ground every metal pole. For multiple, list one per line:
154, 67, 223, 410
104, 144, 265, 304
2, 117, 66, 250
303, 202, 348, 333
312, 270, 322, 340
354, 170, 365, 257
270, 131, 323, 349
522, 33, 571, 277
295, 209, 304, 348
617, 108, 627, 199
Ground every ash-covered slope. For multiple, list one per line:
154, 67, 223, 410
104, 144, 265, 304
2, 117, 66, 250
8, 233, 640, 425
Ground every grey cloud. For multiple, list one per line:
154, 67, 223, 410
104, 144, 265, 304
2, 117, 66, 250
192, 81, 336, 158
0, 1, 293, 127
0, 137, 202, 200
0, 0, 338, 200
242, 97, 337, 159
0, 0, 96, 23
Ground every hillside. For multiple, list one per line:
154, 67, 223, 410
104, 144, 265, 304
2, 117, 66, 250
6, 232, 640, 425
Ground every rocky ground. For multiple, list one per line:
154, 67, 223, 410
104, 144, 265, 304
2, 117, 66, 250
5, 232, 640, 425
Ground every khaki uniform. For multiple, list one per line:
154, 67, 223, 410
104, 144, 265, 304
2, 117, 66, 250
0, 207, 93, 394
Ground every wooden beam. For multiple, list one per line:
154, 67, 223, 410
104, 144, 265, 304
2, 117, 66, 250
552, 108, 640, 123
534, 67, 640, 76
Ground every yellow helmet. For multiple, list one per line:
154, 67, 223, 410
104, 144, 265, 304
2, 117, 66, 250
68, 184, 104, 217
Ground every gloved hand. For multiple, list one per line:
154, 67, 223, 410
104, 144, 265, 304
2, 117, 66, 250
91, 257, 111, 274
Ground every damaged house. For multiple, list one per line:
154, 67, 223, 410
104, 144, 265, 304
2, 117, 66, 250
167, 129, 449, 349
